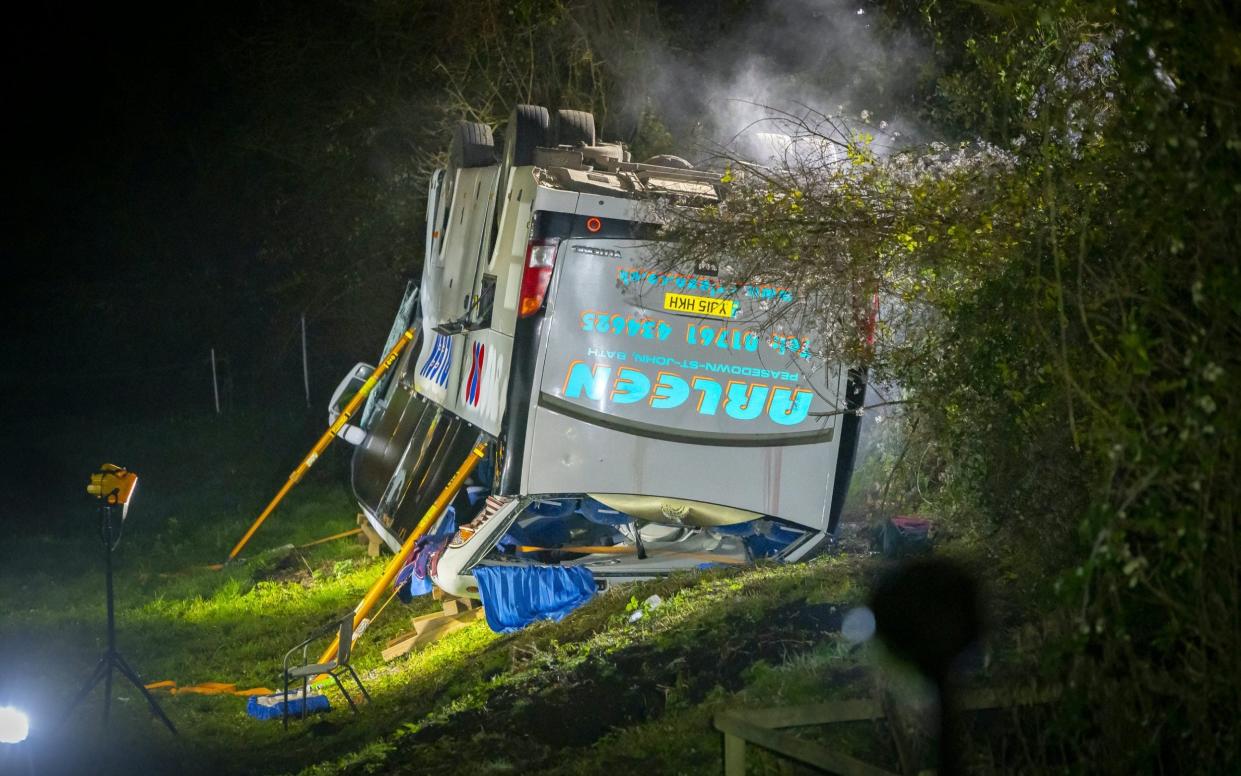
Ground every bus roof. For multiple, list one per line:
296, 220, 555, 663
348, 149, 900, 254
529, 145, 721, 204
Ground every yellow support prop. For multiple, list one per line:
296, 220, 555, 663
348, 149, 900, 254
224, 329, 416, 564
316, 440, 487, 665
298, 527, 364, 549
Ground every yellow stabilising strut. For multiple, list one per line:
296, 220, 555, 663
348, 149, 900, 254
225, 329, 417, 565
317, 440, 487, 665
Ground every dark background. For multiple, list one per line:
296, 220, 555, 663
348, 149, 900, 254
6, 3, 387, 417
0, 0, 929, 533
2, 3, 393, 531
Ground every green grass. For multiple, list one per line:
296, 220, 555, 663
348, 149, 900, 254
0, 414, 908, 775
2, 506, 885, 775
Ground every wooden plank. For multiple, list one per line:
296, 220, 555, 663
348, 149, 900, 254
714, 688, 1061, 775
441, 596, 477, 616
409, 606, 484, 635
731, 687, 1059, 730
382, 608, 486, 661
739, 699, 886, 729
355, 513, 382, 558
411, 610, 448, 635
715, 712, 899, 776
381, 617, 473, 661
390, 615, 442, 646
382, 634, 422, 661
723, 732, 746, 776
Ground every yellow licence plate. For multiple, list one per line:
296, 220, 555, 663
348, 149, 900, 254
662, 292, 735, 319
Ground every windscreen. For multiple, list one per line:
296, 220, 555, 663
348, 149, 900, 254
537, 238, 841, 446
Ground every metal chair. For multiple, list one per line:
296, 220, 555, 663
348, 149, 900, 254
282, 614, 371, 728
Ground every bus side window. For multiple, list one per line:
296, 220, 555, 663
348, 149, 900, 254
487, 163, 510, 269
434, 172, 455, 268
475, 274, 497, 330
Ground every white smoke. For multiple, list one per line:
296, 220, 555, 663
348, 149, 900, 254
611, 0, 927, 161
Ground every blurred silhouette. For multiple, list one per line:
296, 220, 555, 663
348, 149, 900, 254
871, 557, 982, 775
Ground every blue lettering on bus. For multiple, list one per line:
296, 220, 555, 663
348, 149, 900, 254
564, 361, 611, 401
769, 387, 815, 426
649, 372, 690, 409
582, 310, 671, 342
611, 367, 650, 404
691, 376, 722, 416
724, 381, 770, 420
569, 360, 831, 423
618, 268, 794, 302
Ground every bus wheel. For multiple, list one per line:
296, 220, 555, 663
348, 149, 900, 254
644, 154, 693, 169
553, 109, 596, 147
451, 121, 496, 168
506, 105, 549, 167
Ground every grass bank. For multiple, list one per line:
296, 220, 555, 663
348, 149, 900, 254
1, 412, 1013, 774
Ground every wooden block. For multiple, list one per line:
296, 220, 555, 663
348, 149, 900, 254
381, 618, 468, 661
355, 513, 383, 558
381, 634, 419, 661
411, 610, 447, 634
381, 608, 486, 661
418, 606, 484, 634
441, 594, 479, 614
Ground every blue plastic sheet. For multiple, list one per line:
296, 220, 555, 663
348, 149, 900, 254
576, 497, 630, 527
499, 515, 575, 549
246, 692, 330, 720
472, 565, 598, 633
746, 524, 804, 558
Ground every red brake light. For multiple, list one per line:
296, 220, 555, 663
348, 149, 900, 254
518, 238, 560, 318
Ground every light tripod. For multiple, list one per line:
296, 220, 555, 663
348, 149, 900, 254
63, 467, 176, 734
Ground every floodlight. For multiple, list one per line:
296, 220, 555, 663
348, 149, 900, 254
86, 464, 138, 519
0, 706, 29, 744
65, 464, 176, 734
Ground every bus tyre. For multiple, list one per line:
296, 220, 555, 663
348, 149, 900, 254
644, 154, 693, 169
506, 105, 549, 167
451, 121, 496, 168
553, 109, 595, 147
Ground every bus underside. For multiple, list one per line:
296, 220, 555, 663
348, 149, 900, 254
335, 106, 865, 598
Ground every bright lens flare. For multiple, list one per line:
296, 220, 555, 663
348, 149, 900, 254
841, 606, 876, 645
0, 706, 29, 744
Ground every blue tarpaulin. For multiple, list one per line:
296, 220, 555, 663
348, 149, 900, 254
246, 691, 330, 720
472, 565, 598, 633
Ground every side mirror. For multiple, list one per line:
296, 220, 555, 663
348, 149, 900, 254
328, 363, 375, 444
338, 424, 367, 446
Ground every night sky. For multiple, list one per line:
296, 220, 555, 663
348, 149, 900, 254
6, 1, 416, 412
3, 4, 370, 527
3, 0, 903, 524
8, 5, 247, 412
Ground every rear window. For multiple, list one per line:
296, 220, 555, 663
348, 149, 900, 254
537, 238, 840, 446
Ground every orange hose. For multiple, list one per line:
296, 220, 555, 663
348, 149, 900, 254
516, 545, 746, 565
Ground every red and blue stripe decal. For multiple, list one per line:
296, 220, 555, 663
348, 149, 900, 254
465, 342, 486, 406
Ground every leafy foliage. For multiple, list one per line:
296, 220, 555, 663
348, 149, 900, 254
657, 1, 1240, 769
16, 1, 1236, 770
